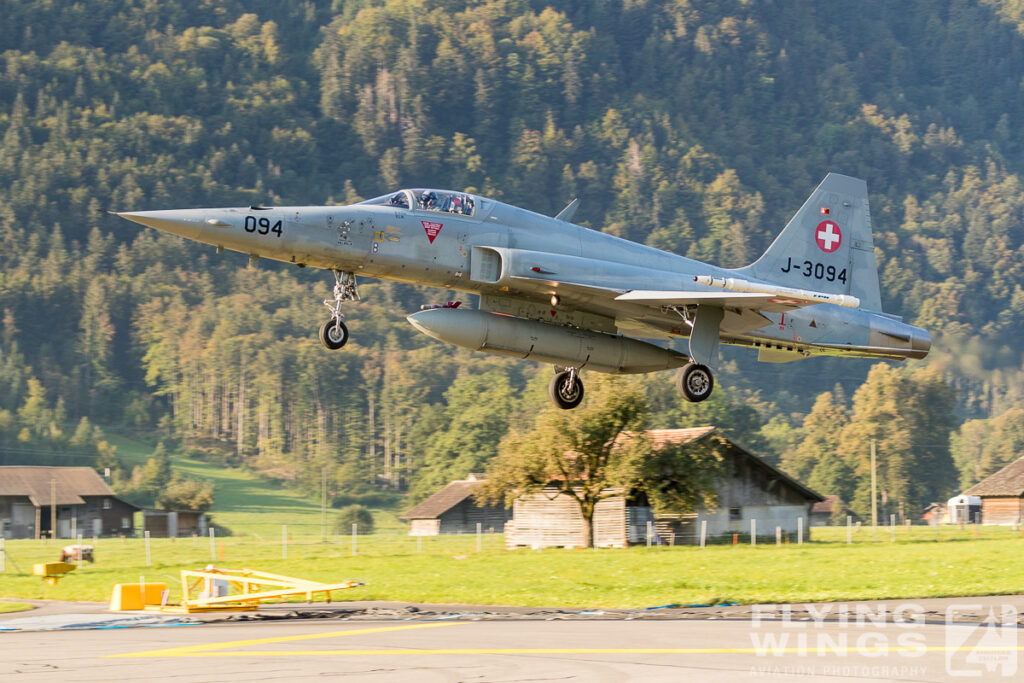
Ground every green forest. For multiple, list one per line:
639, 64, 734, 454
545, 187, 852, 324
3, 0, 1024, 522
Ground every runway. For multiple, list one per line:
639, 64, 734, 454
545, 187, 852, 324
2, 603, 1021, 682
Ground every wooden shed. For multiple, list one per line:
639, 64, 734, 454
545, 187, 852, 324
506, 427, 824, 548
962, 457, 1024, 525
141, 509, 209, 537
402, 474, 511, 536
0, 466, 140, 539
810, 495, 844, 526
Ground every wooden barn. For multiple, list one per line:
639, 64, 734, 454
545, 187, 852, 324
141, 509, 209, 537
506, 427, 824, 548
962, 457, 1024, 525
0, 466, 139, 539
402, 474, 511, 536
810, 495, 844, 526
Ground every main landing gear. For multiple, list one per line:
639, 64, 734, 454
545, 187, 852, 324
677, 362, 714, 402
549, 367, 584, 410
319, 270, 359, 350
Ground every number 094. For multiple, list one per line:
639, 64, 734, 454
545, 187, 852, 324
244, 216, 283, 236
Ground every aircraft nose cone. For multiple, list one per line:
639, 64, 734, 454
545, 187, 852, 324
115, 209, 206, 239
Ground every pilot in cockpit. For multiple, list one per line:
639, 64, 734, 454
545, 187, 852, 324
419, 190, 437, 209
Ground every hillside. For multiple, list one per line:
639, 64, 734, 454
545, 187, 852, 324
3, 1, 1024, 520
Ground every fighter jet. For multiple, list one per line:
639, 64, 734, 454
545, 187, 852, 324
108, 173, 929, 409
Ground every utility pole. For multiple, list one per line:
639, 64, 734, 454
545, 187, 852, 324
320, 466, 327, 542
870, 439, 878, 541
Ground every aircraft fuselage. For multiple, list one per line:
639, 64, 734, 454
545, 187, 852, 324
118, 192, 928, 367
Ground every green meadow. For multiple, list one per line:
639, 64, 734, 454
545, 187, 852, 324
2, 526, 1022, 608
105, 434, 406, 537
10, 435, 1017, 609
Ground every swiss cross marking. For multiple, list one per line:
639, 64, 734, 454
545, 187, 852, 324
815, 220, 842, 253
422, 221, 443, 244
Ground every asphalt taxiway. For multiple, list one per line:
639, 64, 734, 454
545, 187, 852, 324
1, 597, 1021, 681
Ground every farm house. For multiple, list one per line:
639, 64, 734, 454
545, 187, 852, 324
961, 457, 1024, 524
0, 466, 139, 539
402, 474, 511, 536
505, 427, 824, 548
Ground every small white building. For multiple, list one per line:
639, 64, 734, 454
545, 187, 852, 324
946, 495, 982, 524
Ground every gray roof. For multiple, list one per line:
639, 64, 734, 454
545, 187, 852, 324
652, 427, 825, 503
402, 479, 485, 520
0, 466, 133, 507
964, 457, 1024, 498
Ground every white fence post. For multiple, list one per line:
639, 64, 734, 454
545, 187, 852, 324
847, 515, 852, 544
751, 518, 756, 546
476, 522, 482, 552
209, 527, 216, 562
144, 530, 151, 567
646, 520, 653, 548
890, 513, 896, 542
798, 516, 804, 545
775, 526, 782, 546
699, 520, 707, 549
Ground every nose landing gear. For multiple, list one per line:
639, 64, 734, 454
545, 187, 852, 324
320, 270, 359, 350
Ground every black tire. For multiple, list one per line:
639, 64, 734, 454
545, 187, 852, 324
677, 363, 714, 402
319, 318, 349, 350
548, 371, 584, 409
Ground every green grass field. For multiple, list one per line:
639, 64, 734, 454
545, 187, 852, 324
104, 434, 405, 537
2, 525, 1022, 608
25, 434, 1018, 609
0, 602, 33, 614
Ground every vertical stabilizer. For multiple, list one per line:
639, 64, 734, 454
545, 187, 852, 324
735, 173, 882, 312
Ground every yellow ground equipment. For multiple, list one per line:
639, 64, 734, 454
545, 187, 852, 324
33, 561, 76, 586
110, 582, 168, 611
111, 566, 363, 613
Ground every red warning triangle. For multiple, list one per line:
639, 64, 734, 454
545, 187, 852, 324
422, 221, 443, 244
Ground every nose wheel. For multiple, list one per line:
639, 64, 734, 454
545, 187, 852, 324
549, 368, 584, 409
319, 318, 349, 349
320, 270, 359, 350
677, 363, 714, 402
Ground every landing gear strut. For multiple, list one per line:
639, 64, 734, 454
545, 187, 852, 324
548, 367, 584, 410
677, 362, 713, 402
320, 270, 359, 350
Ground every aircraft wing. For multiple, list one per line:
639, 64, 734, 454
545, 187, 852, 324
505, 278, 775, 337
496, 248, 858, 338
615, 289, 826, 313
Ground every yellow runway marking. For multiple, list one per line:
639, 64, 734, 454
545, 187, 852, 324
106, 622, 461, 658
110, 629, 1024, 659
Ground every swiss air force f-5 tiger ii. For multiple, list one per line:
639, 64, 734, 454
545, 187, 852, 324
108, 173, 929, 409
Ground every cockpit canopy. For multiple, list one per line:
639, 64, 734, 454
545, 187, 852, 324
359, 189, 477, 217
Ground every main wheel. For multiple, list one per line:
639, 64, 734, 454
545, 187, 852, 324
677, 363, 714, 402
548, 371, 584, 410
319, 318, 349, 350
